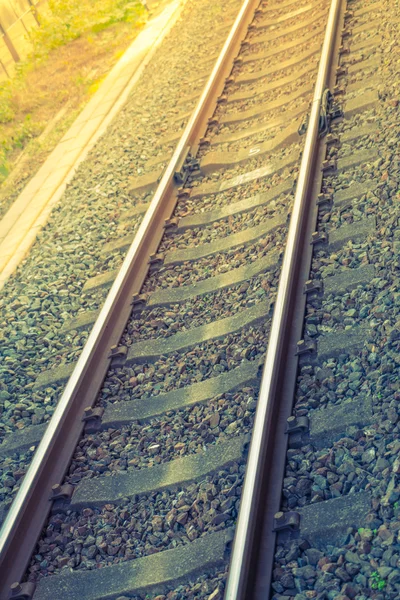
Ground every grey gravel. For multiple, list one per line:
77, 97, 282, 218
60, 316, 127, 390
28, 466, 244, 579
175, 165, 297, 216
243, 13, 328, 57
99, 321, 269, 405
143, 228, 286, 293
66, 387, 257, 483
240, 37, 321, 76
161, 195, 292, 253
127, 568, 228, 600
230, 55, 320, 96
125, 271, 279, 342
273, 0, 400, 597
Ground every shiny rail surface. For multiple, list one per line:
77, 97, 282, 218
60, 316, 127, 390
224, 0, 343, 598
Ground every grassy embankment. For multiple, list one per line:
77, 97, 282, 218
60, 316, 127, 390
0, 0, 147, 217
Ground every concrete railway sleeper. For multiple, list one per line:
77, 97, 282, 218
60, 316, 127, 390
0, 0, 394, 598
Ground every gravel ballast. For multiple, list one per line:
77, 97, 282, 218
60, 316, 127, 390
272, 0, 400, 597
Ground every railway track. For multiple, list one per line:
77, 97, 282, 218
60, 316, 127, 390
0, 0, 394, 597
0, 0, 242, 522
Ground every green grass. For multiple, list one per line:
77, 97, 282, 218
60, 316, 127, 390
371, 571, 386, 591
0, 0, 146, 183
29, 0, 145, 61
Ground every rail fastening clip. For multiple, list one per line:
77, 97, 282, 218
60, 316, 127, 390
285, 415, 309, 434
82, 406, 105, 433
131, 292, 148, 308
273, 511, 300, 532
49, 483, 74, 514
296, 339, 317, 356
9, 582, 36, 600
311, 231, 328, 245
304, 279, 323, 295
108, 345, 128, 368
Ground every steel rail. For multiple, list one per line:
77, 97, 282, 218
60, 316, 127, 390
223, 0, 342, 598
0, 0, 261, 595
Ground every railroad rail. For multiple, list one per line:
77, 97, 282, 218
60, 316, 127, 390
0, 0, 390, 597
